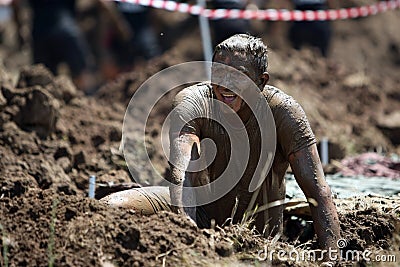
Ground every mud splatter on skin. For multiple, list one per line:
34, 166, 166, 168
289, 144, 340, 251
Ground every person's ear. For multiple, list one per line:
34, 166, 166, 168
259, 72, 269, 87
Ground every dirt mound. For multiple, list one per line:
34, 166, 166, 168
0, 188, 217, 266
0, 187, 399, 266
0, 64, 136, 198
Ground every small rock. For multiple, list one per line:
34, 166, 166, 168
64, 207, 77, 221
73, 151, 87, 168
15, 87, 60, 138
53, 75, 78, 103
16, 64, 53, 88
54, 145, 73, 161
215, 241, 233, 257
109, 127, 122, 142
116, 228, 140, 250
57, 184, 77, 196
91, 135, 106, 147
57, 157, 72, 173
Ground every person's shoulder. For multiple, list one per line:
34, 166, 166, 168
173, 82, 211, 105
175, 82, 211, 99
262, 85, 297, 108
262, 85, 309, 120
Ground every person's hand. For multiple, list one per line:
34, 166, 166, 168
170, 204, 185, 215
171, 205, 197, 227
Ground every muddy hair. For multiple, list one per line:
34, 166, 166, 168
212, 34, 268, 84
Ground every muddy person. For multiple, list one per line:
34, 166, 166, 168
287, 0, 336, 57
102, 34, 340, 253
12, 0, 97, 93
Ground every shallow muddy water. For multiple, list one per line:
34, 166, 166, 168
286, 174, 400, 199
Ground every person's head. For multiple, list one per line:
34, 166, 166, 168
211, 34, 269, 113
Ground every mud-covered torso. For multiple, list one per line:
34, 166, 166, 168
170, 82, 316, 224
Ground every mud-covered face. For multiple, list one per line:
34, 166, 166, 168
211, 53, 261, 113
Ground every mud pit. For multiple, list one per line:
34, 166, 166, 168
1, 0, 400, 266
0, 188, 399, 266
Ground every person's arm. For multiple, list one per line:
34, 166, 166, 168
288, 144, 340, 251
95, 0, 132, 41
168, 132, 200, 215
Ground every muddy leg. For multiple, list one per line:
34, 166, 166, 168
100, 186, 172, 215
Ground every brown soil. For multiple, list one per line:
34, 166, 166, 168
0, 0, 400, 266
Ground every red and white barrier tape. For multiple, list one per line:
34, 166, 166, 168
113, 0, 400, 21
0, 0, 12, 6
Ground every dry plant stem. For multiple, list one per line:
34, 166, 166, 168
155, 238, 198, 266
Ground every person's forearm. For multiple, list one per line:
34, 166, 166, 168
309, 187, 341, 250
289, 145, 341, 251
167, 133, 200, 213
168, 166, 185, 213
